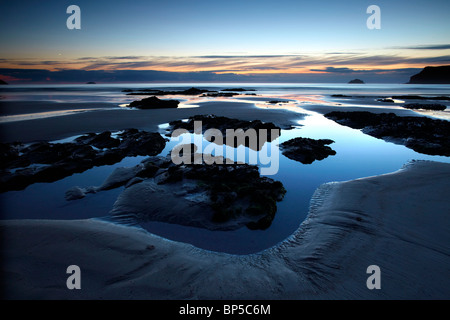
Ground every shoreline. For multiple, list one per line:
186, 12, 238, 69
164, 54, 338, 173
1, 160, 449, 299
0, 101, 304, 143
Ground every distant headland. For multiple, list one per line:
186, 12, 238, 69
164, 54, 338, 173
408, 66, 450, 84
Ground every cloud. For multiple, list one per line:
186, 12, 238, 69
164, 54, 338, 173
310, 67, 422, 75
3, 53, 450, 74
394, 44, 450, 50
0, 66, 424, 84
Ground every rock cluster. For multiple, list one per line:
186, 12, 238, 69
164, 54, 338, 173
169, 114, 281, 150
68, 155, 286, 231
403, 103, 447, 111
325, 111, 450, 156
0, 129, 166, 192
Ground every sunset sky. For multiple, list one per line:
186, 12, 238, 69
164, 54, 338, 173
1, 0, 449, 83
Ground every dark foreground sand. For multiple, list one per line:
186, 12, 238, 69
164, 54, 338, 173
1, 160, 449, 299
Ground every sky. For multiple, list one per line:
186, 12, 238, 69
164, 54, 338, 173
0, 0, 449, 83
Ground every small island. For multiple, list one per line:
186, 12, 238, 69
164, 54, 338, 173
86, 81, 96, 84
348, 79, 365, 84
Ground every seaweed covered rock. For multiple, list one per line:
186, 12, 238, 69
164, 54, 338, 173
169, 114, 281, 150
280, 137, 336, 164
128, 96, 179, 109
77, 155, 286, 231
403, 103, 447, 111
0, 129, 166, 192
124, 87, 213, 96
324, 111, 450, 156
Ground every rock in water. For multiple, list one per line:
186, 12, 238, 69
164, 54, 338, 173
324, 111, 450, 156
0, 129, 166, 192
408, 65, 450, 84
280, 137, 336, 164
403, 103, 447, 111
128, 96, 179, 109
103, 156, 286, 231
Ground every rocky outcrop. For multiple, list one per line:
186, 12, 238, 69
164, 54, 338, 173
331, 94, 351, 98
124, 87, 214, 96
268, 100, 289, 104
169, 115, 281, 150
0, 129, 166, 192
221, 88, 256, 92
128, 96, 179, 109
69, 155, 286, 231
408, 66, 450, 84
391, 95, 450, 101
280, 137, 336, 164
324, 111, 450, 156
200, 92, 238, 97
348, 79, 364, 84
0, 79, 8, 85
403, 103, 447, 111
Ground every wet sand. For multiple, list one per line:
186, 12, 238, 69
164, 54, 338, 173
0, 100, 304, 143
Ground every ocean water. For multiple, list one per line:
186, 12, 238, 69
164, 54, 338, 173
0, 83, 449, 254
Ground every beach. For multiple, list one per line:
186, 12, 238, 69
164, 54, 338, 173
2, 160, 449, 299
1, 84, 449, 299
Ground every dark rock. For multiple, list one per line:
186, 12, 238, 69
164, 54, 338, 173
86, 82, 96, 84
348, 79, 365, 84
0, 79, 8, 85
107, 157, 286, 231
75, 131, 120, 149
125, 87, 213, 96
182, 87, 210, 95
169, 115, 280, 151
408, 66, 450, 84
403, 103, 447, 111
128, 96, 179, 109
280, 137, 336, 164
117, 129, 166, 156
221, 88, 256, 92
391, 95, 450, 101
324, 111, 450, 156
268, 100, 288, 104
331, 94, 352, 98
0, 142, 21, 163
0, 129, 166, 192
201, 92, 238, 97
